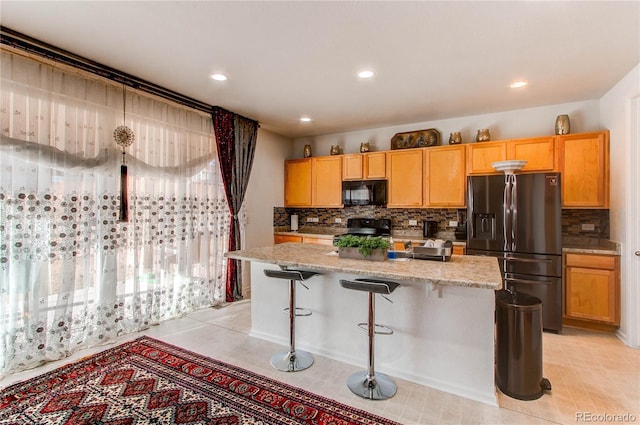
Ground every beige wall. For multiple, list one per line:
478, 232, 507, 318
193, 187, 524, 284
294, 100, 601, 158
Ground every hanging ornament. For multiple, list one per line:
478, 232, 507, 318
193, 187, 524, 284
114, 84, 134, 222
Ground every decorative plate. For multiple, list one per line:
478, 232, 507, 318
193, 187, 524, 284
391, 128, 440, 150
114, 125, 135, 148
491, 160, 528, 174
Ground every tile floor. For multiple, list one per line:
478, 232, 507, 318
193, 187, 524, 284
1, 300, 638, 424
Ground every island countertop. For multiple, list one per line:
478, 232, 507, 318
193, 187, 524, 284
226, 242, 501, 290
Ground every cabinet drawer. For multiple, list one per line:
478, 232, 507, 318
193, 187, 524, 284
274, 235, 303, 244
302, 236, 334, 246
565, 253, 615, 270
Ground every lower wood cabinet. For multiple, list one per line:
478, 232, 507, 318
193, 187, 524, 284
274, 235, 302, 244
564, 252, 620, 331
452, 245, 466, 256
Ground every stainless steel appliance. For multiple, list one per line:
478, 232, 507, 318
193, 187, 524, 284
342, 180, 387, 206
333, 218, 391, 245
467, 173, 562, 332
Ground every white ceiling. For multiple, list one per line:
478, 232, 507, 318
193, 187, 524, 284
1, 1, 638, 139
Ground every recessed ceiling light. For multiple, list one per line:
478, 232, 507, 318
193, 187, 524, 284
300, 117, 312, 123
211, 73, 228, 81
358, 70, 374, 79
510, 81, 528, 88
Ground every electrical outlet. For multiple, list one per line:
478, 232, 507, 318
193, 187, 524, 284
312, 217, 319, 223
306, 217, 314, 223
335, 218, 342, 223
449, 220, 458, 227
409, 219, 417, 226
581, 223, 595, 231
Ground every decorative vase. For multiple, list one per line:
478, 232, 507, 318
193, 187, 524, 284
303, 144, 312, 158
476, 129, 491, 142
360, 142, 370, 152
555, 115, 570, 135
449, 132, 462, 145
330, 145, 340, 155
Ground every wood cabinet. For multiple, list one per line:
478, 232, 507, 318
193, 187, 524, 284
343, 152, 386, 180
364, 152, 386, 179
564, 252, 620, 331
424, 145, 466, 207
284, 159, 312, 207
453, 245, 466, 256
302, 236, 334, 246
387, 149, 423, 207
274, 234, 302, 244
557, 131, 609, 208
285, 156, 342, 207
508, 136, 557, 172
466, 141, 508, 174
312, 156, 343, 207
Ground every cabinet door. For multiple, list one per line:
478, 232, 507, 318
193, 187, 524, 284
312, 156, 343, 207
564, 253, 619, 326
284, 159, 312, 207
508, 137, 556, 171
387, 149, 423, 207
425, 145, 466, 207
466, 141, 508, 174
558, 131, 609, 208
565, 266, 617, 324
364, 152, 386, 179
274, 235, 303, 244
343, 154, 363, 180
452, 245, 466, 256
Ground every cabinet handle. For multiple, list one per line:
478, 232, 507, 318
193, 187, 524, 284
636, 250, 640, 256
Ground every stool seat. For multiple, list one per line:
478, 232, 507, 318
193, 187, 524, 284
339, 277, 399, 400
264, 269, 318, 281
340, 278, 399, 294
263, 268, 318, 372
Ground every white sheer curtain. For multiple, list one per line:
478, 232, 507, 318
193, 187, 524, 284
0, 50, 230, 377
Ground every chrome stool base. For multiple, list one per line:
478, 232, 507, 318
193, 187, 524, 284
347, 370, 397, 400
270, 349, 314, 372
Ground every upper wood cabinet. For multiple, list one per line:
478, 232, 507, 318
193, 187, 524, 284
564, 252, 619, 328
557, 131, 609, 208
312, 156, 343, 207
342, 154, 363, 180
466, 140, 508, 174
342, 152, 386, 180
424, 145, 466, 207
285, 156, 342, 207
387, 149, 423, 207
284, 159, 312, 207
364, 152, 386, 179
508, 136, 557, 172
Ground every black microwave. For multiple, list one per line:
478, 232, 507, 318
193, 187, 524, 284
342, 180, 387, 206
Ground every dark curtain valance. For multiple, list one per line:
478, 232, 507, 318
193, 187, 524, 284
213, 107, 259, 302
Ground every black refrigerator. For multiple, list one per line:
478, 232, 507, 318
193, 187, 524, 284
467, 172, 562, 332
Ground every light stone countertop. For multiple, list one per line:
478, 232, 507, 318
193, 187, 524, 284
226, 242, 501, 290
562, 238, 621, 255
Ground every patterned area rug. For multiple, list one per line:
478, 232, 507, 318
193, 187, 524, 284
0, 336, 400, 425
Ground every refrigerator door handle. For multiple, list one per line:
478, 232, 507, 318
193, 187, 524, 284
503, 175, 511, 252
511, 175, 518, 252
503, 257, 553, 264
504, 277, 554, 286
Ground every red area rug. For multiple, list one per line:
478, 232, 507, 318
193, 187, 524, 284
0, 336, 400, 424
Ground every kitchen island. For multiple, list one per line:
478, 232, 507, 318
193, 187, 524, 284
226, 243, 502, 405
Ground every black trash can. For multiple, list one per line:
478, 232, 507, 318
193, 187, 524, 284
495, 290, 551, 400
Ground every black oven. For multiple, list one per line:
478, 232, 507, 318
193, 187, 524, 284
342, 180, 387, 206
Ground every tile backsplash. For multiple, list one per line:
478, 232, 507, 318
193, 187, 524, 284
274, 207, 610, 239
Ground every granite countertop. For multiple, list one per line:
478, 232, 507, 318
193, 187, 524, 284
226, 243, 501, 290
562, 238, 621, 255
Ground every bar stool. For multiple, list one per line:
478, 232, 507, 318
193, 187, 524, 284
339, 277, 400, 400
264, 268, 318, 372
